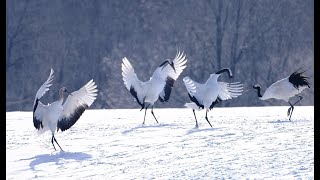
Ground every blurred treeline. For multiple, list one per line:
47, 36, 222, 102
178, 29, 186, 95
6, 0, 314, 111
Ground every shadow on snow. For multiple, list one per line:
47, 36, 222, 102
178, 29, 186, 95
20, 151, 92, 171
122, 123, 177, 134
186, 127, 224, 135
267, 119, 310, 123
267, 119, 295, 123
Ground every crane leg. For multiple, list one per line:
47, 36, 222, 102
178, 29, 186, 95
53, 135, 64, 151
51, 135, 56, 151
293, 96, 303, 106
205, 110, 213, 128
151, 106, 159, 124
287, 102, 294, 121
192, 109, 199, 128
287, 96, 303, 121
142, 104, 150, 124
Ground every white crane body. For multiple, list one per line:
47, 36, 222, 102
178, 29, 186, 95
183, 68, 243, 127
261, 77, 308, 101
253, 69, 310, 121
33, 69, 98, 151
121, 50, 187, 124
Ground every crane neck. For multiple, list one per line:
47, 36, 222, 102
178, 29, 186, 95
59, 89, 65, 101
253, 85, 263, 98
159, 60, 169, 68
159, 59, 175, 72
215, 68, 233, 79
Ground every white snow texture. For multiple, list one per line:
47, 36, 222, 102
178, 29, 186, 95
7, 106, 314, 179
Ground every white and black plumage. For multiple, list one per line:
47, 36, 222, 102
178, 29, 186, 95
121, 50, 187, 124
33, 68, 98, 151
183, 68, 243, 128
253, 69, 310, 121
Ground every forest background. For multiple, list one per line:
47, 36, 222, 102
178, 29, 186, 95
6, 0, 314, 111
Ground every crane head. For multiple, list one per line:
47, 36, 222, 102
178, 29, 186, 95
159, 59, 176, 73
60, 87, 73, 96
252, 85, 262, 98
167, 59, 176, 73
253, 85, 260, 89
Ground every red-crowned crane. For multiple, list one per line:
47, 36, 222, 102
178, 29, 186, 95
253, 69, 310, 121
33, 68, 98, 151
183, 68, 243, 128
121, 50, 187, 124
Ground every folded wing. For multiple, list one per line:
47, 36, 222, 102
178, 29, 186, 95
57, 80, 98, 131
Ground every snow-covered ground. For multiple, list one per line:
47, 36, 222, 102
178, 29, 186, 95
6, 106, 314, 179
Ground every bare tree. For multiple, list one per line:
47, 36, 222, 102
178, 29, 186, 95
210, 0, 229, 70
6, 0, 313, 111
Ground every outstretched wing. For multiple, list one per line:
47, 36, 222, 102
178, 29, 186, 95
33, 101, 46, 130
33, 68, 54, 130
183, 76, 202, 95
217, 81, 243, 100
208, 82, 243, 110
156, 50, 188, 102
183, 76, 204, 108
57, 80, 98, 132
33, 68, 54, 109
121, 57, 145, 107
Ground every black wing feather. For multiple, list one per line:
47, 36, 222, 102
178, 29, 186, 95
187, 93, 204, 109
33, 98, 43, 129
209, 97, 222, 110
57, 105, 88, 132
288, 70, 310, 89
159, 77, 175, 102
33, 116, 43, 130
130, 86, 144, 108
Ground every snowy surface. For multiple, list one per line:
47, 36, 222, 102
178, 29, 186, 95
7, 106, 314, 179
